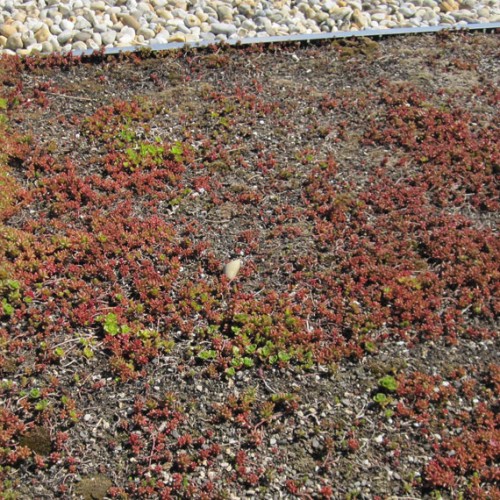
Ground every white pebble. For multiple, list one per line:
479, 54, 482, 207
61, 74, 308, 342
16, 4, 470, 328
6, 33, 23, 50
117, 26, 136, 44
74, 16, 91, 30
57, 30, 73, 44
71, 40, 87, 50
224, 259, 242, 280
60, 19, 75, 31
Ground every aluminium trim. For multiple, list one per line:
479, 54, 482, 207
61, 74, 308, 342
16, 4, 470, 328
38, 22, 500, 57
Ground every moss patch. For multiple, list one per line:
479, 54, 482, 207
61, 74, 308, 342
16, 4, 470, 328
19, 426, 51, 456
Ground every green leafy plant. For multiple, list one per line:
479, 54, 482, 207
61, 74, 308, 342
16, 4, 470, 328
100, 313, 130, 336
79, 336, 98, 359
35, 400, 49, 411
170, 141, 184, 162
0, 279, 22, 317
117, 121, 136, 144
124, 141, 165, 170
373, 392, 392, 408
1, 298, 13, 316
379, 375, 398, 392
29, 388, 41, 399
54, 347, 65, 358
198, 350, 217, 361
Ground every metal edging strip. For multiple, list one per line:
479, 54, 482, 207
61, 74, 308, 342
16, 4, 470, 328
67, 22, 500, 57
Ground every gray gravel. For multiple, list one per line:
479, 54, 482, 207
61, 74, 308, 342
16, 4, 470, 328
0, 0, 499, 55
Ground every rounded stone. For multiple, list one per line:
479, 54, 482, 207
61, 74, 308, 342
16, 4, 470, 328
441, 0, 459, 12
200, 22, 212, 33
25, 19, 44, 32
93, 23, 108, 33
352, 9, 369, 27
372, 12, 387, 22
152, 30, 169, 43
60, 19, 75, 31
171, 8, 187, 19
74, 16, 92, 30
238, 4, 254, 16
50, 24, 62, 35
211, 22, 237, 36
120, 14, 141, 31
87, 39, 100, 50
57, 30, 74, 44
185, 14, 201, 28
156, 9, 173, 21
315, 11, 330, 22
74, 30, 92, 42
90, 1, 106, 11
450, 9, 476, 21
71, 40, 88, 51
50, 38, 60, 50
138, 26, 155, 39
0, 22, 17, 38
200, 31, 215, 41
224, 259, 242, 280
21, 32, 35, 46
331, 7, 353, 20
41, 40, 54, 52
82, 10, 97, 26
168, 32, 185, 42
59, 5, 72, 16
400, 5, 417, 17
34, 24, 51, 43
92, 32, 102, 45
168, 0, 187, 9
242, 19, 257, 30
117, 26, 136, 44
13, 11, 27, 23
216, 4, 233, 21
6, 33, 23, 50
29, 43, 43, 54
101, 30, 117, 45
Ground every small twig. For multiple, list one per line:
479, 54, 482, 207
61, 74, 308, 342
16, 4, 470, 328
258, 367, 278, 393
461, 303, 473, 315
195, 146, 246, 162
92, 418, 103, 434
61, 359, 78, 369
227, 146, 246, 154
393, 497, 426, 500
148, 434, 156, 468
203, 218, 232, 223
45, 91, 97, 102
254, 412, 284, 430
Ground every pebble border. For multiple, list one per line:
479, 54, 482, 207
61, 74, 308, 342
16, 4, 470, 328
0, 0, 499, 57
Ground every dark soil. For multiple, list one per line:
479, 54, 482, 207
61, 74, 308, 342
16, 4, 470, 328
0, 31, 498, 499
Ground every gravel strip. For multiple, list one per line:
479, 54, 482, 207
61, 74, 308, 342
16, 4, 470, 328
0, 0, 499, 56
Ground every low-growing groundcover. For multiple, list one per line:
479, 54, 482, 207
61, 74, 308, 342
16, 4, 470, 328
0, 32, 498, 498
